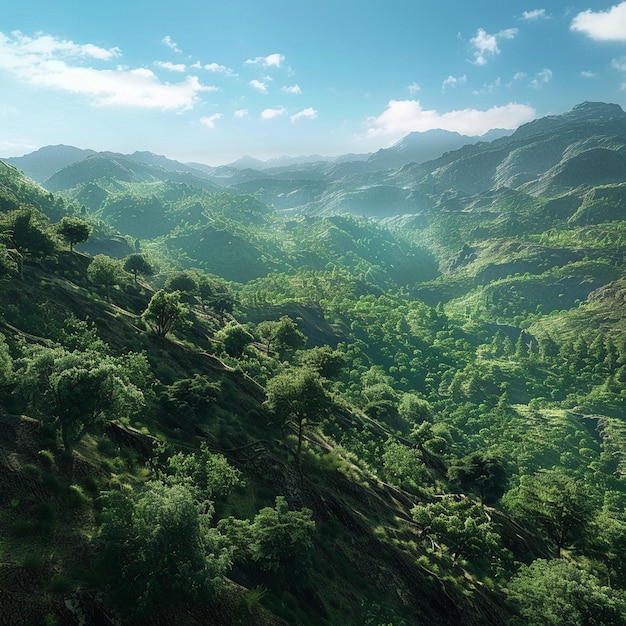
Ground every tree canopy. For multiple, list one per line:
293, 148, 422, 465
96, 481, 230, 619
56, 215, 92, 251
265, 367, 332, 461
123, 253, 153, 284
142, 289, 189, 337
18, 346, 145, 455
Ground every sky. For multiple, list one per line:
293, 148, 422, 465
2, 1, 626, 165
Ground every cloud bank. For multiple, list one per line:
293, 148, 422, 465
0, 31, 210, 110
366, 100, 536, 137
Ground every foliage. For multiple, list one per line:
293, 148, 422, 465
56, 216, 91, 251
218, 496, 316, 582
17, 346, 145, 455
248, 496, 315, 575
0, 243, 18, 280
123, 253, 153, 284
265, 367, 332, 461
296, 345, 347, 379
0, 333, 13, 386
503, 470, 597, 557
163, 374, 221, 421
96, 481, 230, 619
412, 497, 506, 567
87, 254, 122, 302
507, 559, 626, 626
448, 452, 508, 506
257, 316, 306, 359
142, 289, 189, 337
166, 442, 243, 502
0, 206, 56, 271
381, 440, 427, 490
214, 322, 254, 357
165, 270, 198, 294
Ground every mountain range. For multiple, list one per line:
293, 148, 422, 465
4, 101, 624, 221
4, 101, 626, 625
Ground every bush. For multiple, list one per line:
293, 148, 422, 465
66, 484, 90, 509
95, 481, 231, 619
37, 449, 56, 471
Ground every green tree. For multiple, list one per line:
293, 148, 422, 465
87, 254, 122, 302
166, 442, 242, 503
142, 290, 189, 338
56, 216, 92, 251
265, 368, 332, 462
0, 243, 18, 280
382, 440, 427, 490
163, 374, 221, 421
18, 346, 145, 456
123, 253, 153, 284
196, 274, 236, 313
249, 496, 315, 576
0, 333, 13, 387
257, 316, 306, 359
503, 470, 596, 557
411, 497, 505, 565
296, 345, 346, 379
219, 496, 316, 583
165, 271, 198, 295
448, 451, 508, 506
507, 559, 626, 626
398, 393, 433, 424
215, 322, 254, 357
0, 207, 56, 274
96, 481, 230, 619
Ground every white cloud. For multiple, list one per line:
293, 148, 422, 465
291, 107, 317, 122
282, 84, 301, 94
581, 70, 596, 78
470, 27, 518, 65
249, 79, 268, 93
0, 31, 120, 62
613, 56, 626, 71
512, 71, 527, 81
472, 77, 502, 95
155, 61, 186, 73
407, 81, 421, 94
0, 31, 210, 110
200, 113, 222, 129
532, 68, 553, 87
571, 2, 626, 41
204, 62, 236, 76
162, 35, 182, 53
442, 74, 467, 91
234, 109, 248, 118
244, 53, 285, 68
261, 107, 286, 120
366, 100, 536, 137
521, 9, 547, 21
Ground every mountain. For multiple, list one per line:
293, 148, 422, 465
43, 153, 222, 193
366, 128, 512, 170
4, 102, 626, 625
3, 144, 97, 182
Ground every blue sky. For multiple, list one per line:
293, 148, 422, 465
2, 1, 626, 164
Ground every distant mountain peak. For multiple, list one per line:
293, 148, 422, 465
571, 101, 625, 116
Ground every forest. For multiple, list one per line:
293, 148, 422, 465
2, 102, 626, 625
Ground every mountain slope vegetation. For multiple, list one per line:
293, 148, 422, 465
2, 101, 626, 625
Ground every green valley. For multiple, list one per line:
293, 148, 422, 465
2, 101, 626, 625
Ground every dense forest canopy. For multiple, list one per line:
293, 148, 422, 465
2, 102, 626, 625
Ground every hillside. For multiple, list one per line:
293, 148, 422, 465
2, 102, 626, 625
